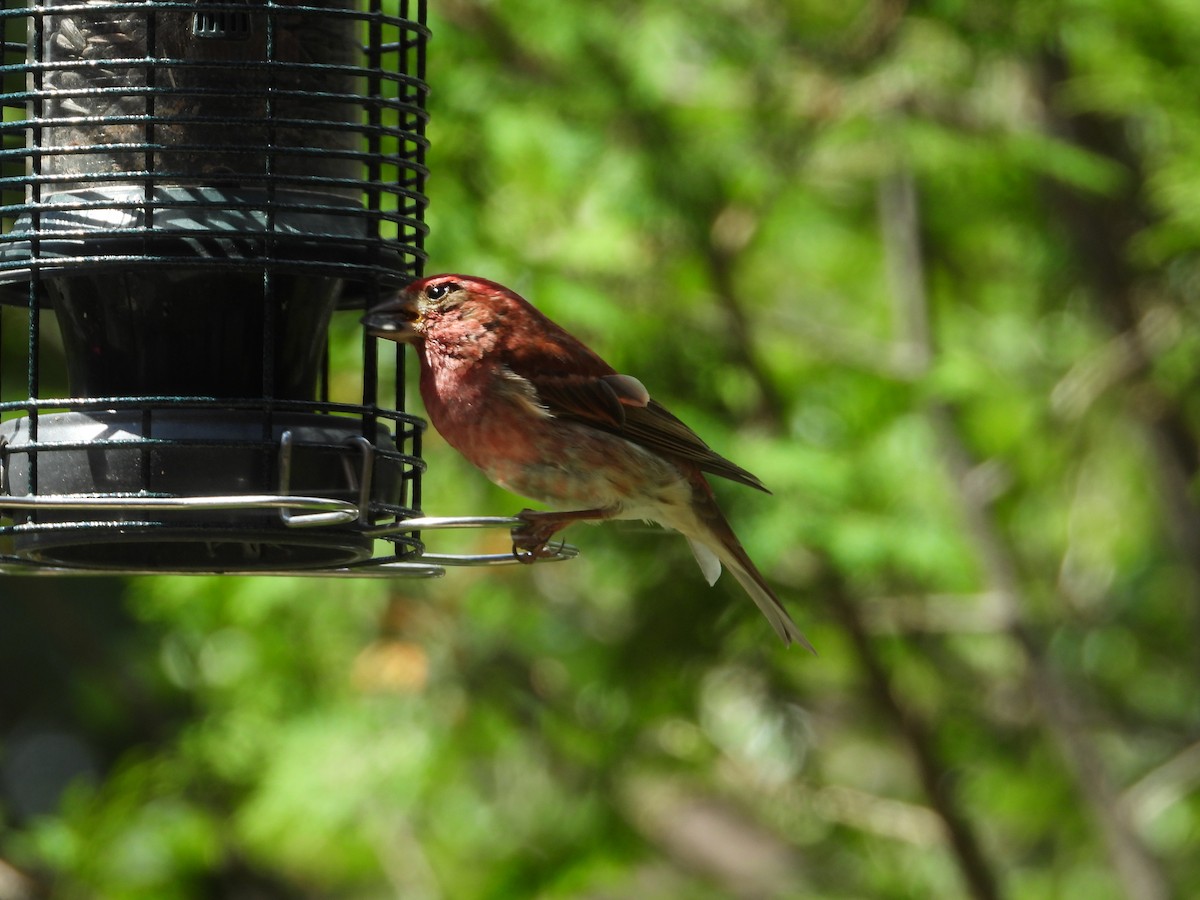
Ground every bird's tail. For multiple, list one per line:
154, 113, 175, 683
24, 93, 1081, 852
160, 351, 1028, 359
679, 483, 814, 652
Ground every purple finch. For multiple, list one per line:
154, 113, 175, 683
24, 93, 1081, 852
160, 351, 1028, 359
363, 275, 809, 648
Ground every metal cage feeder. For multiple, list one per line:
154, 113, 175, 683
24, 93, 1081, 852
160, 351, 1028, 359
0, 0, 574, 575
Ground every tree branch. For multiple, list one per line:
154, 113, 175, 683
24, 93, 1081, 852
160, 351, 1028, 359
705, 232, 790, 429
1036, 51, 1200, 667
818, 562, 1006, 900
879, 167, 1172, 900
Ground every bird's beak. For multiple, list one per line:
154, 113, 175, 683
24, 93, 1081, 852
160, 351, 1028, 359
361, 291, 421, 343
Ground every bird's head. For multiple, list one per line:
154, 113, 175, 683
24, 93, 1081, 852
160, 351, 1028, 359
362, 274, 523, 346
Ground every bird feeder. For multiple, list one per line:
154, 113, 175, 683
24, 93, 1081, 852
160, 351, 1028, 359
0, 0, 572, 574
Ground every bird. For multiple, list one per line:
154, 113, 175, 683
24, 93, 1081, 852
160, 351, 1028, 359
362, 274, 810, 649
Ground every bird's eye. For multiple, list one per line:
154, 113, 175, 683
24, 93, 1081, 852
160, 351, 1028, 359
426, 282, 460, 302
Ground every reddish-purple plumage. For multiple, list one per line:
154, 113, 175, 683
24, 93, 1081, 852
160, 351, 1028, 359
362, 274, 809, 648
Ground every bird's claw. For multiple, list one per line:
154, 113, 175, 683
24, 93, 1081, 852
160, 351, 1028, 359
510, 509, 564, 563
511, 539, 564, 564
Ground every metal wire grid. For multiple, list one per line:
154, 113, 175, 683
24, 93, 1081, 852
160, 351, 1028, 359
0, 1, 438, 572
0, 1, 431, 293
0, 2, 577, 573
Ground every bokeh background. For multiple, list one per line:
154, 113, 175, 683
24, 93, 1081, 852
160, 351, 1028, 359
4, 1, 1200, 897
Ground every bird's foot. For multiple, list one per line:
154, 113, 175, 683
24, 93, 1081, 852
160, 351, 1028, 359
510, 507, 608, 564
511, 535, 566, 563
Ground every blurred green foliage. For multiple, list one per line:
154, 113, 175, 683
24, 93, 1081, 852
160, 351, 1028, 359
4, 0, 1200, 897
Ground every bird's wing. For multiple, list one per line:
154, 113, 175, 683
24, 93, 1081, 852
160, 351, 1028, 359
527, 372, 770, 493
515, 372, 641, 430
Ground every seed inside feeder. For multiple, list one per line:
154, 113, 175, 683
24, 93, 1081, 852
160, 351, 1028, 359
37, 0, 363, 195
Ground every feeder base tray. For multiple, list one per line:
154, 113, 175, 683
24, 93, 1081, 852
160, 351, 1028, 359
0, 409, 409, 571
